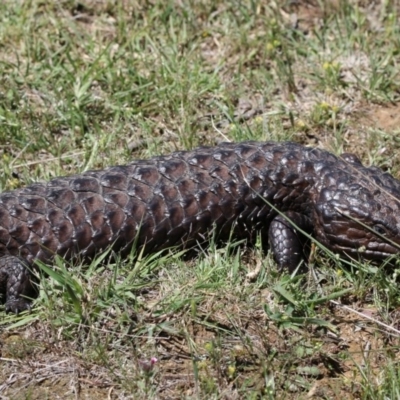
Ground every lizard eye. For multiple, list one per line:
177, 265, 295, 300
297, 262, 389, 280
373, 224, 387, 236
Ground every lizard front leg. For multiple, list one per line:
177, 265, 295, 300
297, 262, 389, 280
0, 256, 37, 313
268, 211, 312, 272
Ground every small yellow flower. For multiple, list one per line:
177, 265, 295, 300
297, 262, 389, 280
273, 39, 280, 48
331, 105, 340, 113
7, 178, 20, 190
323, 62, 331, 70
266, 42, 275, 52
227, 365, 236, 379
319, 101, 330, 111
197, 360, 208, 370
295, 119, 306, 129
204, 342, 214, 352
323, 61, 340, 71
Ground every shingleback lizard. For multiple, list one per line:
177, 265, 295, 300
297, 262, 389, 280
1, 141, 400, 313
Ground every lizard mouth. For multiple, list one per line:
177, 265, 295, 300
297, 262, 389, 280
328, 240, 399, 263
365, 241, 400, 258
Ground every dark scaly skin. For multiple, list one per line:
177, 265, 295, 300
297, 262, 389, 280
1, 141, 400, 313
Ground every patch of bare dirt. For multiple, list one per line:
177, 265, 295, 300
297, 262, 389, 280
281, 0, 342, 33
366, 103, 400, 132
341, 103, 400, 168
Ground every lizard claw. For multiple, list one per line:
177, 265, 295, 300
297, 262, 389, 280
5, 298, 32, 314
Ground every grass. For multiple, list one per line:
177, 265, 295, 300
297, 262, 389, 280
1, 0, 400, 398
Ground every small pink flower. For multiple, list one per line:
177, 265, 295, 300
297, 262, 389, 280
138, 357, 158, 373
150, 357, 158, 364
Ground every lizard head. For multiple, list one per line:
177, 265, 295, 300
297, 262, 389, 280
314, 181, 400, 263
